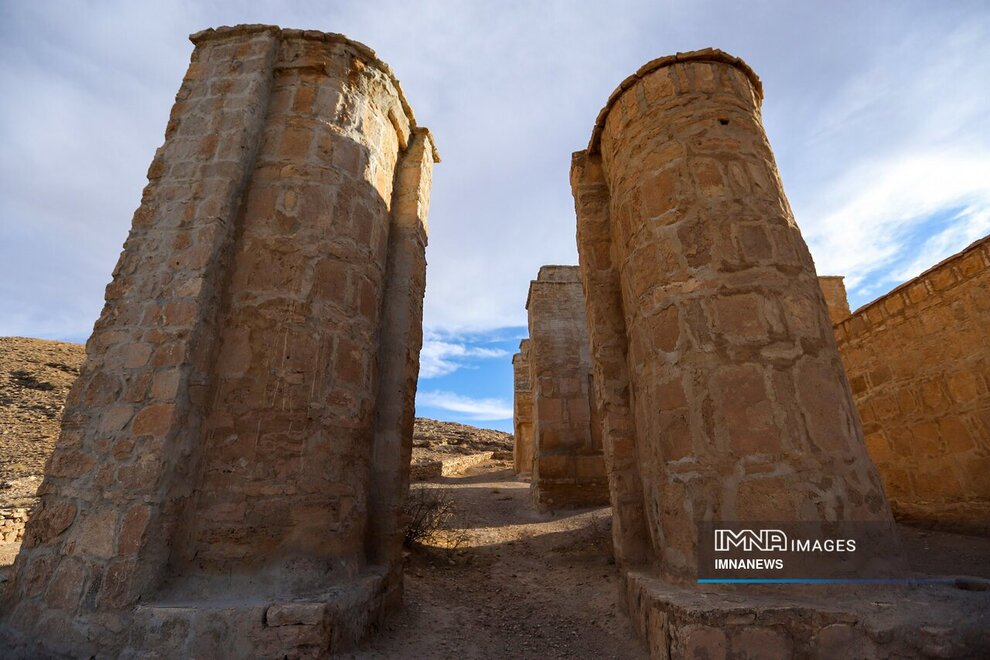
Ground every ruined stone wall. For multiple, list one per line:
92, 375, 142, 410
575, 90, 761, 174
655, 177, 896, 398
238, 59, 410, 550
834, 236, 990, 534
1, 25, 436, 657
819, 275, 851, 324
512, 339, 534, 475
526, 266, 609, 509
572, 49, 895, 580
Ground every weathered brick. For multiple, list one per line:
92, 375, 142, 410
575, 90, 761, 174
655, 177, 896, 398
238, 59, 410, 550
131, 403, 176, 436
836, 238, 990, 532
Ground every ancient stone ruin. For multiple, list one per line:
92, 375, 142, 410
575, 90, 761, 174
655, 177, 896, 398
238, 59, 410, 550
511, 339, 534, 476
571, 48, 987, 655
521, 266, 609, 509
834, 236, 990, 535
818, 275, 852, 325
573, 47, 894, 577
0, 25, 436, 657
2, 22, 989, 658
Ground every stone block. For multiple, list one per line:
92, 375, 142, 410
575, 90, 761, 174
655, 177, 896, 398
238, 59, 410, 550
831, 236, 990, 533
731, 628, 791, 659
265, 602, 327, 627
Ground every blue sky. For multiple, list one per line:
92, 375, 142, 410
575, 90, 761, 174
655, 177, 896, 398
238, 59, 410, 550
1, 2, 988, 432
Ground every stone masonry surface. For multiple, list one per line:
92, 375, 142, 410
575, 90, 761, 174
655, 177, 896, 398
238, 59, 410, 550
0, 24, 436, 658
525, 266, 609, 510
834, 235, 990, 535
1, 24, 987, 660
573, 48, 895, 581
512, 339, 534, 476
567, 48, 990, 658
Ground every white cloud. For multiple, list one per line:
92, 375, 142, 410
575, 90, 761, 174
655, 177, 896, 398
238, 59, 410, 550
416, 390, 513, 421
419, 338, 509, 379
885, 207, 990, 284
1, 1, 988, 342
780, 15, 990, 306
802, 152, 990, 290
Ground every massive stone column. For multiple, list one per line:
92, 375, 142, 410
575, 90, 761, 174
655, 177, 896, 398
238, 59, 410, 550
526, 266, 609, 509
572, 49, 895, 579
512, 339, 535, 476
566, 49, 990, 659
0, 25, 437, 657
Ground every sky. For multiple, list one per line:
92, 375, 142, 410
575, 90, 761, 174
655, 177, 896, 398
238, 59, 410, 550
1, 1, 988, 432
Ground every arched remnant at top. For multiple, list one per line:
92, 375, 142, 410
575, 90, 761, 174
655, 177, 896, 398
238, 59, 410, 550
586, 48, 763, 155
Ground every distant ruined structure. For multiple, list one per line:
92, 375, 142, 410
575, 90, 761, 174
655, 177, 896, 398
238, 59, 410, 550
511, 339, 534, 476
834, 236, 990, 535
571, 48, 987, 656
521, 267, 609, 509
818, 275, 852, 324
0, 25, 436, 657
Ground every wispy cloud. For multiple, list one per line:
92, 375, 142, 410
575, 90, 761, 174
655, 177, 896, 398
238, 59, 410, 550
802, 152, 990, 291
884, 207, 990, 284
419, 336, 509, 379
777, 14, 990, 308
416, 390, 513, 421
2, 2, 988, 349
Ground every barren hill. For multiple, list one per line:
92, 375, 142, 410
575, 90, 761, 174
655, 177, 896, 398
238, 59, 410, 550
0, 337, 83, 506
0, 336, 512, 507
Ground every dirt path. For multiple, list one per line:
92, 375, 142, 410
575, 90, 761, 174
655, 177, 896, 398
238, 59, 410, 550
348, 460, 648, 659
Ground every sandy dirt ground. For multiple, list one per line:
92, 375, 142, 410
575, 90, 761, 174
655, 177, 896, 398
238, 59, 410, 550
347, 459, 649, 659
344, 456, 990, 659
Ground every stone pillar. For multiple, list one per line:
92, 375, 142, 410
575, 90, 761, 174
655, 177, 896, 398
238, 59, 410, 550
819, 275, 852, 324
526, 266, 609, 509
572, 49, 894, 581
512, 339, 535, 476
1, 25, 437, 657
573, 158, 655, 569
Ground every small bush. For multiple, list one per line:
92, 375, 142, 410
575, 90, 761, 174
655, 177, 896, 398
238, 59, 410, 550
403, 487, 455, 547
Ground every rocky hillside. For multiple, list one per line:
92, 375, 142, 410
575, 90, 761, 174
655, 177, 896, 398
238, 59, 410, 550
0, 336, 512, 507
0, 337, 84, 506
413, 416, 513, 458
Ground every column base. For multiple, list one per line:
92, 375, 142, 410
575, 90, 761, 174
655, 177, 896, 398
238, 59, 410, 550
2, 570, 396, 658
624, 570, 990, 659
119, 570, 395, 658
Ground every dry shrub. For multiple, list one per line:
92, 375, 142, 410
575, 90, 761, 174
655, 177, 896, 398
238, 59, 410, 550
403, 486, 456, 547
